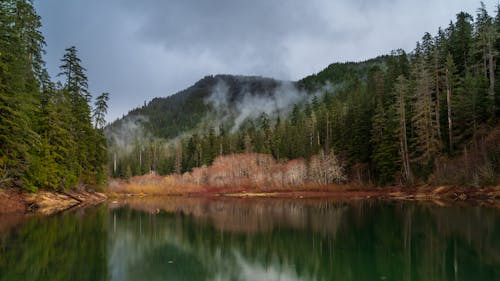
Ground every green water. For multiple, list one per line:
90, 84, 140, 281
0, 199, 499, 281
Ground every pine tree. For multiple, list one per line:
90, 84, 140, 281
39, 87, 78, 189
58, 46, 100, 184
0, 0, 44, 190
494, 4, 500, 117
93, 92, 109, 129
475, 2, 498, 118
448, 12, 474, 76
258, 112, 271, 154
58, 46, 90, 101
0, 2, 109, 190
411, 57, 441, 165
444, 54, 459, 153
394, 76, 412, 183
453, 71, 488, 147
371, 101, 399, 185
92, 93, 110, 185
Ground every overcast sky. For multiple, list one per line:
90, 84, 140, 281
35, 0, 497, 122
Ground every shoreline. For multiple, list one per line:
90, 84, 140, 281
1, 185, 499, 218
0, 188, 107, 216
107, 185, 500, 207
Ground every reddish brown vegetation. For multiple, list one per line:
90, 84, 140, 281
187, 152, 345, 190
107, 152, 500, 205
109, 152, 348, 195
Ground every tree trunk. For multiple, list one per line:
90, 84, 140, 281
488, 42, 496, 117
399, 88, 412, 183
113, 152, 117, 174
445, 68, 453, 153
139, 149, 142, 170
175, 141, 182, 174
325, 112, 330, 151
435, 68, 442, 141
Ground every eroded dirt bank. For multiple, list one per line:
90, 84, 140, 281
0, 188, 106, 216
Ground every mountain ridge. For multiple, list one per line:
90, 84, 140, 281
105, 56, 392, 145
106, 74, 298, 143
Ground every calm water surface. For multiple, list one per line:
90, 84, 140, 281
0, 198, 499, 281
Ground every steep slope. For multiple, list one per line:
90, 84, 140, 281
106, 57, 392, 146
298, 55, 391, 91
105, 75, 296, 144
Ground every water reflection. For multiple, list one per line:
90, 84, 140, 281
0, 206, 107, 281
107, 199, 500, 281
1, 199, 500, 281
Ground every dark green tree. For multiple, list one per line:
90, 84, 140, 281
94, 92, 110, 129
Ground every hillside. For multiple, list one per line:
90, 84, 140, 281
107, 8, 499, 187
298, 55, 392, 91
105, 75, 295, 144
106, 55, 396, 146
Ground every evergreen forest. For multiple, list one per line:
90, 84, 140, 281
0, 0, 108, 191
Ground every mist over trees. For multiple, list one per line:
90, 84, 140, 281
0, 0, 108, 191
110, 3, 499, 187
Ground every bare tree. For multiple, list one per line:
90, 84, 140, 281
309, 149, 346, 184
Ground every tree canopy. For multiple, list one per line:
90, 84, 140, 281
0, 0, 109, 191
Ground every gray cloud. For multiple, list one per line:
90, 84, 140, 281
35, 0, 495, 122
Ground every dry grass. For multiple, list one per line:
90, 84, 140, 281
107, 174, 203, 195
106, 173, 369, 197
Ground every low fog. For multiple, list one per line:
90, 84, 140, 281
205, 78, 310, 132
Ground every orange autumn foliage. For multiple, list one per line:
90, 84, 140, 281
109, 151, 345, 194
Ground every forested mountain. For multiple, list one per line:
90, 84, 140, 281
107, 59, 391, 143
0, 1, 108, 191
109, 3, 499, 187
106, 75, 291, 141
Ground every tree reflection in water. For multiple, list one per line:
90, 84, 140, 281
0, 199, 499, 281
108, 198, 500, 281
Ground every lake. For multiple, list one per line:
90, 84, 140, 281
0, 197, 499, 281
